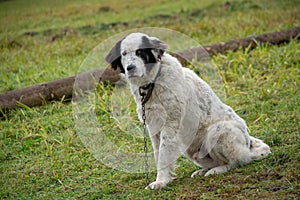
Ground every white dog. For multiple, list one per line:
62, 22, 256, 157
105, 33, 271, 189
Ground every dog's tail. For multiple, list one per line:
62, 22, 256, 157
249, 136, 271, 160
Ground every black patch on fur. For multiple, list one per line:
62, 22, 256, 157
135, 48, 156, 64
140, 36, 166, 60
105, 39, 125, 73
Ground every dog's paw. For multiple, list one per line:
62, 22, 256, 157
204, 165, 231, 176
145, 181, 168, 190
204, 169, 218, 176
191, 169, 208, 178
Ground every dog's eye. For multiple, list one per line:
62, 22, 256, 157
136, 49, 142, 56
136, 49, 151, 63
122, 51, 127, 56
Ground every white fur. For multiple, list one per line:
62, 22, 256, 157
111, 33, 271, 189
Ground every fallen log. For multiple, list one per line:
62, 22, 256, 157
0, 67, 120, 113
1, 27, 299, 113
173, 26, 300, 63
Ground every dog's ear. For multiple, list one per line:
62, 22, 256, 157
141, 36, 168, 60
105, 39, 125, 73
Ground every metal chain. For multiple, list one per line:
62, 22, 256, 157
138, 65, 160, 188
142, 102, 150, 187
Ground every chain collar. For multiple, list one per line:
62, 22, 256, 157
138, 61, 162, 105
138, 82, 155, 105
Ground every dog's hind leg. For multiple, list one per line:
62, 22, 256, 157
203, 121, 271, 176
191, 154, 218, 178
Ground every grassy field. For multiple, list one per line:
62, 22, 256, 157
1, 0, 299, 199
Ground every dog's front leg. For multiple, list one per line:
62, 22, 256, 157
146, 130, 180, 189
150, 133, 160, 167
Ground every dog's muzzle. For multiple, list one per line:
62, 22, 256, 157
126, 64, 141, 78
127, 64, 136, 72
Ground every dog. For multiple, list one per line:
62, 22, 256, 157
105, 32, 271, 189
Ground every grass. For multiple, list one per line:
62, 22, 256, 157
0, 0, 299, 199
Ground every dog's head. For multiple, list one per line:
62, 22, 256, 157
105, 33, 167, 84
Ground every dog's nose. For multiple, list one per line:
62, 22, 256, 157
127, 64, 136, 71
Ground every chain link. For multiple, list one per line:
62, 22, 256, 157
142, 102, 150, 187
139, 85, 151, 187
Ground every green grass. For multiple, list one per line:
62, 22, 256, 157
1, 0, 300, 199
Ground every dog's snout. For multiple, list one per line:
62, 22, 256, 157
127, 64, 136, 71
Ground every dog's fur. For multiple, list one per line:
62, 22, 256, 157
106, 33, 271, 189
